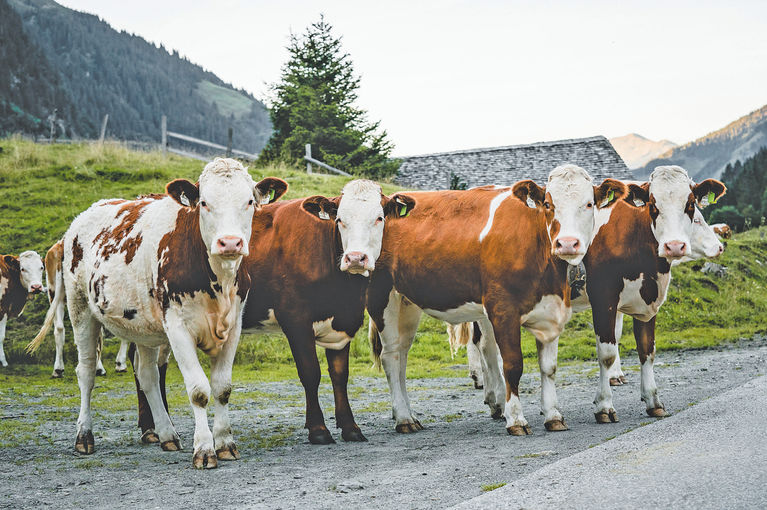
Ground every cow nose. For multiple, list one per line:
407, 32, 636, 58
216, 236, 244, 255
31, 284, 43, 294
555, 237, 580, 255
716, 245, 724, 256
343, 251, 369, 268
663, 241, 687, 258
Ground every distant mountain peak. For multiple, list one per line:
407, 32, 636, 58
609, 134, 677, 169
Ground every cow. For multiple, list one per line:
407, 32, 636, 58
28, 158, 287, 468
572, 167, 726, 423
446, 322, 484, 389
711, 223, 732, 240
367, 165, 629, 435
0, 251, 44, 367
42, 241, 107, 378
127, 179, 417, 445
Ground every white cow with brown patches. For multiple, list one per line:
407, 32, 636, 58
0, 251, 44, 367
29, 158, 287, 468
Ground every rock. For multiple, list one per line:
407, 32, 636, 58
700, 262, 728, 278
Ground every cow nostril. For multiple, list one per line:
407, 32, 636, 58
359, 254, 368, 264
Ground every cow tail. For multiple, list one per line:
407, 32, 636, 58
369, 319, 383, 371
26, 243, 65, 354
447, 322, 474, 359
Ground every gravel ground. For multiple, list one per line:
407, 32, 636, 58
0, 337, 764, 509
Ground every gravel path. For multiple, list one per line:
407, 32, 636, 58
1, 337, 764, 509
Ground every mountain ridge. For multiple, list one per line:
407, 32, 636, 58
609, 133, 677, 169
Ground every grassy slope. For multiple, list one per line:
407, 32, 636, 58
1, 138, 765, 387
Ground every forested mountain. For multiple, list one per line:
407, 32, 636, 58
2, 0, 271, 152
609, 133, 677, 169
0, 0, 81, 136
706, 146, 767, 231
635, 104, 767, 180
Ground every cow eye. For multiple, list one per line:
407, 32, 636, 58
544, 202, 551, 210
247, 199, 254, 206
200, 200, 208, 208
694, 218, 701, 224
376, 216, 384, 223
586, 202, 593, 209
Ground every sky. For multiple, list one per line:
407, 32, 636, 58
57, 0, 767, 156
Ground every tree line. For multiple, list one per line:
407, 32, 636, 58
706, 146, 767, 231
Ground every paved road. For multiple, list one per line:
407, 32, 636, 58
457, 375, 767, 509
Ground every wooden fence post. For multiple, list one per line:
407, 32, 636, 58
161, 115, 167, 157
306, 144, 312, 174
98, 114, 109, 144
226, 127, 233, 158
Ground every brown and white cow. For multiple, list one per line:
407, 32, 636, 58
576, 167, 726, 423
29, 158, 287, 468
0, 251, 44, 367
129, 179, 416, 445
368, 165, 629, 435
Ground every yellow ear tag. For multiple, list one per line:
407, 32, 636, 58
607, 189, 615, 203
269, 189, 276, 202
708, 191, 716, 205
399, 204, 408, 217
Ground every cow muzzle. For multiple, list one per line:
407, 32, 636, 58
29, 283, 43, 295
341, 251, 372, 276
554, 236, 583, 258
214, 235, 246, 257
663, 241, 688, 259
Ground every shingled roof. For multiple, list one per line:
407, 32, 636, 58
396, 135, 633, 189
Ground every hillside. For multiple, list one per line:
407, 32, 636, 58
635, 104, 767, 180
3, 0, 272, 152
609, 133, 677, 169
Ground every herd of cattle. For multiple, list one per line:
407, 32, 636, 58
0, 158, 730, 469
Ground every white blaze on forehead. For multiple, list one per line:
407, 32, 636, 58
337, 179, 385, 273
648, 165, 694, 255
546, 164, 594, 202
546, 164, 596, 265
18, 250, 44, 289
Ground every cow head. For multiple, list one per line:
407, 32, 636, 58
627, 166, 726, 261
167, 158, 287, 260
514, 164, 627, 265
685, 207, 725, 260
302, 179, 415, 276
6, 251, 44, 294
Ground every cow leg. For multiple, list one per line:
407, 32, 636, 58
52, 302, 66, 377
634, 317, 666, 417
607, 312, 627, 386
326, 343, 366, 442
592, 306, 620, 424
0, 315, 7, 367
71, 310, 101, 454
134, 344, 181, 451
485, 303, 530, 435
94, 328, 107, 377
281, 320, 334, 445
466, 328, 485, 390
535, 336, 568, 431
164, 316, 216, 469
476, 318, 505, 419
128, 342, 165, 444
209, 323, 241, 461
115, 339, 129, 373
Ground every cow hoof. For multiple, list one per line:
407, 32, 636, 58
161, 438, 182, 451
141, 429, 160, 444
95, 369, 107, 377
192, 449, 217, 469
395, 420, 423, 434
609, 377, 623, 386
473, 381, 484, 390
51, 369, 64, 379
490, 407, 504, 420
75, 431, 95, 454
114, 365, 127, 373
341, 428, 368, 442
544, 419, 569, 432
507, 424, 532, 436
647, 407, 667, 418
619, 375, 627, 384
215, 445, 240, 461
595, 410, 619, 424
308, 429, 336, 445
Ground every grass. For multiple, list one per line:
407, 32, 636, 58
195, 80, 255, 119
481, 483, 506, 492
0, 138, 766, 386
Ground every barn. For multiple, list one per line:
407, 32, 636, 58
396, 135, 633, 189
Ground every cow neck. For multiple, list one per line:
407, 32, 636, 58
0, 257, 28, 318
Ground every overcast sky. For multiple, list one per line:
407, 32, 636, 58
58, 0, 767, 156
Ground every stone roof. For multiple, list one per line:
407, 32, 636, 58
396, 135, 633, 189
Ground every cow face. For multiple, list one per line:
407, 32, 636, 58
630, 166, 726, 261
688, 208, 724, 260
302, 179, 415, 276
167, 158, 287, 260
13, 251, 44, 294
515, 165, 626, 265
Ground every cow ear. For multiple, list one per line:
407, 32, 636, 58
166, 179, 199, 208
3, 255, 19, 273
624, 182, 650, 207
254, 177, 288, 205
301, 195, 338, 221
594, 179, 628, 209
512, 180, 545, 208
384, 194, 416, 219
693, 179, 726, 208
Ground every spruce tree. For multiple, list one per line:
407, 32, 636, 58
259, 16, 399, 179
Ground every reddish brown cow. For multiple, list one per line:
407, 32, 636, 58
0, 251, 44, 367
